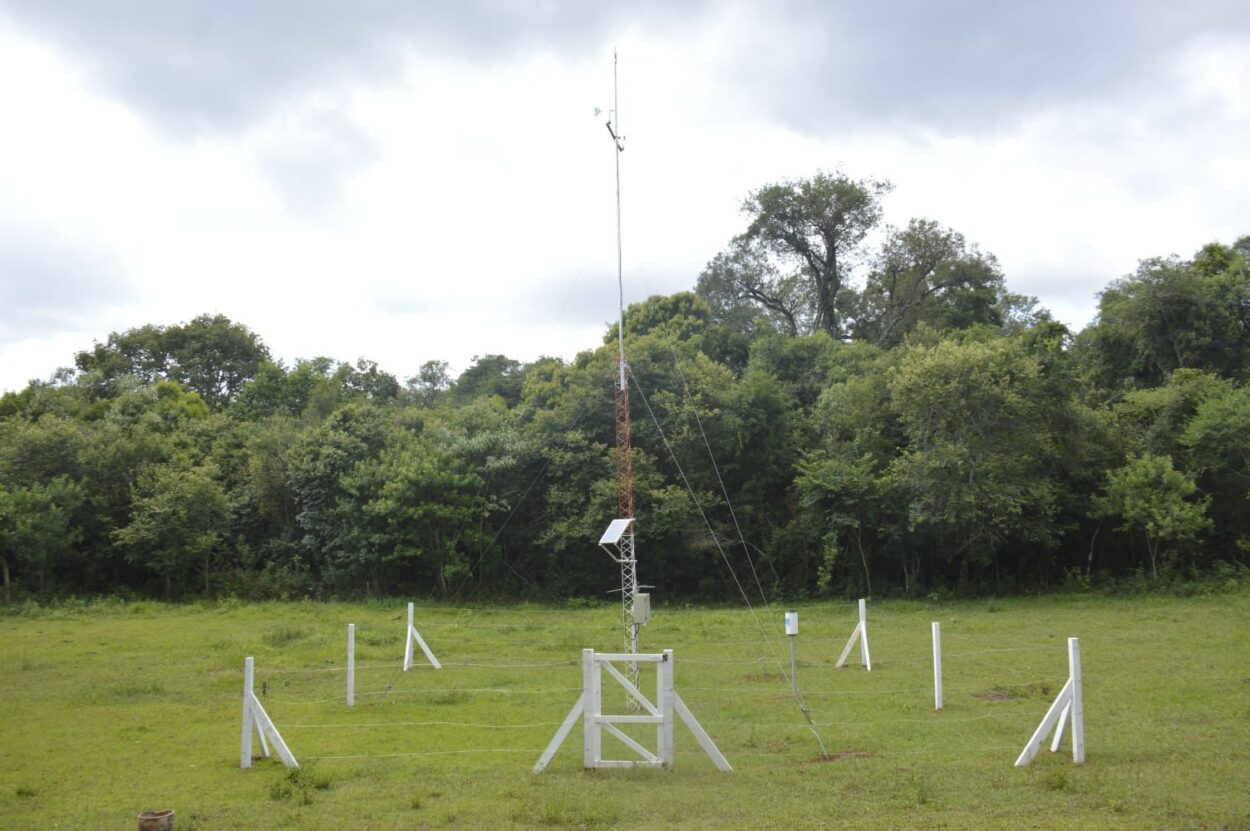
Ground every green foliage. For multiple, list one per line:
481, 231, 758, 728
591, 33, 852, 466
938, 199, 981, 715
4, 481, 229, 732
75, 313, 270, 408
699, 170, 894, 339
0, 476, 83, 599
1092, 453, 1211, 579
888, 337, 1063, 559
0, 200, 1246, 602
854, 218, 1016, 346
112, 461, 230, 597
1076, 242, 1250, 390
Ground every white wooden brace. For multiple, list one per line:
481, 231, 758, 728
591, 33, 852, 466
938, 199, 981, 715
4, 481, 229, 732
240, 656, 298, 769
1015, 637, 1085, 767
835, 598, 871, 670
403, 602, 442, 670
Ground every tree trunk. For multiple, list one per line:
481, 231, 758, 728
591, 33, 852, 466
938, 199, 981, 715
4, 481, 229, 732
854, 528, 872, 596
1147, 537, 1159, 580
902, 554, 920, 595
1086, 521, 1102, 576
816, 253, 840, 339
165, 571, 173, 600
2, 552, 10, 605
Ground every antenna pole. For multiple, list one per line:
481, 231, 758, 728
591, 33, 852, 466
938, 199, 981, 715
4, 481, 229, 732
614, 50, 627, 395
607, 50, 639, 693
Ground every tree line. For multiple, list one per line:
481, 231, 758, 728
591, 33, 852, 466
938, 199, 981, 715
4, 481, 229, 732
2, 171, 1248, 602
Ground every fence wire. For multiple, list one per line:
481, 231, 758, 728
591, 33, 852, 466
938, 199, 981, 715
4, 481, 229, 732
234, 609, 1077, 767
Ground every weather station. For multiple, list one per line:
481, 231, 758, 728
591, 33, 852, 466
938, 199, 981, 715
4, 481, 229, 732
595, 51, 651, 692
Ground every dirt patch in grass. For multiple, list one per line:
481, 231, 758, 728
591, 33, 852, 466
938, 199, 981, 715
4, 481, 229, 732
818, 749, 873, 762
973, 688, 1016, 701
974, 681, 1054, 701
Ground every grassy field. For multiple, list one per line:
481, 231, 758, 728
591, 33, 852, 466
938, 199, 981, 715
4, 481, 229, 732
1, 592, 1248, 830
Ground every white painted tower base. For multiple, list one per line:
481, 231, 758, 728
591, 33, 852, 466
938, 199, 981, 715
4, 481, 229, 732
533, 649, 732, 773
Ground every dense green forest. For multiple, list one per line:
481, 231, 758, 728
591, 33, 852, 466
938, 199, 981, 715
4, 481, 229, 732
2, 172, 1248, 602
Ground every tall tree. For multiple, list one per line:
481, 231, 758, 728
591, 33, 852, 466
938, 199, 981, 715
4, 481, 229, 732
1092, 454, 1211, 579
0, 477, 83, 601
452, 355, 525, 407
886, 337, 1065, 584
112, 462, 230, 597
855, 219, 1013, 347
76, 314, 270, 408
1076, 238, 1250, 391
698, 170, 893, 340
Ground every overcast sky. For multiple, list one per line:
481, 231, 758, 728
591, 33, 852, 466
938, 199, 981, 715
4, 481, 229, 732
1, 2, 1247, 393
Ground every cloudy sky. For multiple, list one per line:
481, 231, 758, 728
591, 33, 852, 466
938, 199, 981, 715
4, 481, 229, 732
1, 2, 1247, 393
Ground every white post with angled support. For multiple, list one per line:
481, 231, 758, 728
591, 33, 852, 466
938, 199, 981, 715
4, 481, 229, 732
1015, 637, 1085, 767
932, 621, 943, 711
534, 648, 731, 773
240, 656, 298, 769
835, 598, 872, 671
346, 623, 355, 707
403, 602, 442, 670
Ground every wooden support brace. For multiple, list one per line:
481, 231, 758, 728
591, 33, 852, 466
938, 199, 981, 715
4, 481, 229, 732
249, 693, 298, 768
532, 694, 585, 773
1015, 637, 1085, 767
674, 692, 732, 772
600, 659, 658, 716
1015, 677, 1073, 767
403, 602, 442, 670
601, 722, 659, 762
240, 656, 298, 769
1050, 702, 1071, 753
835, 599, 871, 670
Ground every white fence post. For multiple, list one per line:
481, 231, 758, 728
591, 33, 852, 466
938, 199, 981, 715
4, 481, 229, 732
582, 648, 599, 768
835, 598, 871, 671
859, 598, 871, 670
346, 623, 355, 708
932, 622, 943, 711
403, 602, 414, 669
403, 601, 442, 670
240, 656, 298, 769
1015, 636, 1084, 767
1068, 637, 1085, 764
659, 649, 675, 767
241, 656, 255, 768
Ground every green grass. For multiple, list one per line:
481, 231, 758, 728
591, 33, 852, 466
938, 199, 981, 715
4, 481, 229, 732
1, 593, 1248, 829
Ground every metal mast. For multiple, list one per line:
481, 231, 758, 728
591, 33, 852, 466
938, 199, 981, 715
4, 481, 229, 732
599, 50, 641, 678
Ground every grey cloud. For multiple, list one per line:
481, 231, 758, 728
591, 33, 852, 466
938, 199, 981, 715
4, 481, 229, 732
728, 0, 1250, 136
0, 1, 706, 138
6, 1, 1244, 143
0, 228, 133, 346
